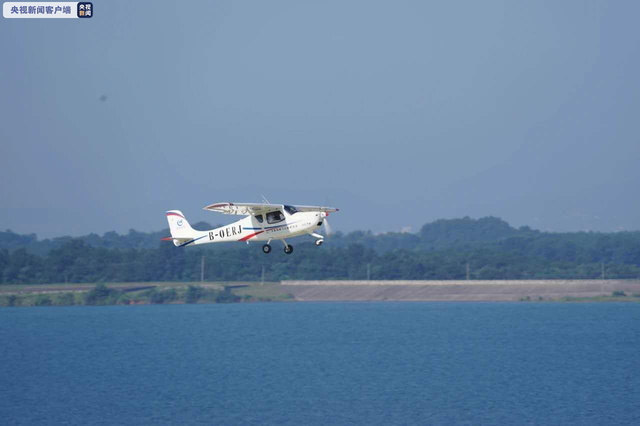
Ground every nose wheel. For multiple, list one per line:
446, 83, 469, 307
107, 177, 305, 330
310, 233, 325, 247
284, 245, 294, 254
262, 244, 272, 254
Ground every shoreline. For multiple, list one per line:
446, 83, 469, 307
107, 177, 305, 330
2, 280, 640, 306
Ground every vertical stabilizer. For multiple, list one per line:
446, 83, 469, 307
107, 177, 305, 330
166, 210, 197, 242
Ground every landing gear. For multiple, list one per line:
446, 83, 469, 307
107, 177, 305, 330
262, 238, 273, 254
310, 232, 324, 247
280, 238, 294, 254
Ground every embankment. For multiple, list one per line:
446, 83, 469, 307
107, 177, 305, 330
278, 280, 640, 301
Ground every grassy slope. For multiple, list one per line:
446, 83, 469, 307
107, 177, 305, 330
0, 282, 293, 306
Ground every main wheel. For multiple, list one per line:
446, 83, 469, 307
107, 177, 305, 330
262, 244, 272, 254
284, 245, 294, 255
315, 239, 324, 246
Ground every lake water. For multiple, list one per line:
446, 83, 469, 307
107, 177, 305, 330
1, 302, 639, 425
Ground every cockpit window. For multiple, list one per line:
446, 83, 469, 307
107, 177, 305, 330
255, 214, 264, 223
267, 211, 285, 224
284, 205, 298, 215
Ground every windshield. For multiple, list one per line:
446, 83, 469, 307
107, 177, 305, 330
284, 205, 298, 215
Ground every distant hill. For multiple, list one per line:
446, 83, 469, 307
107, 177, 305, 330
419, 216, 525, 248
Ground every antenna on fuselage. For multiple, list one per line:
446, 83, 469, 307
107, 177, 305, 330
261, 195, 271, 204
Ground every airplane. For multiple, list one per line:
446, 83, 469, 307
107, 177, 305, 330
164, 202, 338, 254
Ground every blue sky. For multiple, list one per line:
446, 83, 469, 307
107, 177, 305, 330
2, 1, 639, 238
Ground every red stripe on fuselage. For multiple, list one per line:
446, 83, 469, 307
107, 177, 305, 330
239, 230, 264, 241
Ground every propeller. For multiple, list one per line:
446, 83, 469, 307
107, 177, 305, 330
321, 212, 333, 236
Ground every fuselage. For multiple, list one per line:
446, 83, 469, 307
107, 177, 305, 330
188, 210, 323, 246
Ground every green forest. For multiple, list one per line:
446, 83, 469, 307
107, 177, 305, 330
1, 217, 640, 284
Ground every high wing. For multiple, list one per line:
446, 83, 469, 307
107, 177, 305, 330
203, 202, 339, 216
291, 205, 339, 213
203, 202, 280, 216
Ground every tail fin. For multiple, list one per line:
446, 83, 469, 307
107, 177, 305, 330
166, 210, 197, 244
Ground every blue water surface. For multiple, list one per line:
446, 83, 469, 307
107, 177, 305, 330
1, 302, 639, 426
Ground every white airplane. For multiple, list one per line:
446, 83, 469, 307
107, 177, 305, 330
164, 202, 338, 254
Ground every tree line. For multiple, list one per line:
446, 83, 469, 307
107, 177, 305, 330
1, 217, 639, 284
